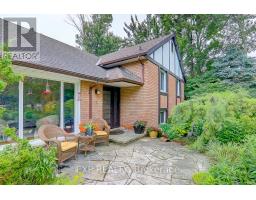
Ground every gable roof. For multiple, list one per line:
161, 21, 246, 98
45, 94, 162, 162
98, 34, 174, 67
0, 18, 107, 81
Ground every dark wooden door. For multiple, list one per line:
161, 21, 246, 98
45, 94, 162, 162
103, 87, 120, 128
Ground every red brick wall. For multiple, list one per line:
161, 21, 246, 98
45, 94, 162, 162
80, 81, 103, 123
168, 74, 177, 114
120, 60, 159, 128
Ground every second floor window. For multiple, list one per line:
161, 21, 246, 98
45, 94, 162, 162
176, 79, 181, 97
160, 70, 167, 93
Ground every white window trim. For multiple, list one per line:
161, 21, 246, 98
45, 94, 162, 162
160, 70, 167, 93
177, 80, 181, 97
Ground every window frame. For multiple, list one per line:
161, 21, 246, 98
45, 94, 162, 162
160, 70, 167, 93
176, 79, 181, 97
159, 109, 167, 124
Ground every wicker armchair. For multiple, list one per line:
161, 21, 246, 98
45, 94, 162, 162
89, 118, 110, 145
38, 124, 78, 164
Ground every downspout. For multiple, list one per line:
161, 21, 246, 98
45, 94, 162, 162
138, 56, 145, 84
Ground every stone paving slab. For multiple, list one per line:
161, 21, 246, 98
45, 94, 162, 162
109, 131, 147, 144
62, 137, 209, 185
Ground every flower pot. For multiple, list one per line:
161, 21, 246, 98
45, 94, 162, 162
86, 128, 93, 136
149, 131, 158, 138
133, 126, 145, 134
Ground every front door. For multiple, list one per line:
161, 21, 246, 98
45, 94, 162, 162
103, 86, 120, 128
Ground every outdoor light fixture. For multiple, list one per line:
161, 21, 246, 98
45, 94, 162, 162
95, 88, 101, 95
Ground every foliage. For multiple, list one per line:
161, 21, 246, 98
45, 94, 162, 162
68, 14, 123, 56
216, 119, 245, 144
221, 15, 256, 53
133, 120, 147, 128
0, 48, 22, 119
0, 128, 57, 184
204, 135, 256, 184
192, 172, 216, 185
185, 46, 256, 99
159, 123, 177, 140
168, 91, 256, 152
124, 14, 228, 76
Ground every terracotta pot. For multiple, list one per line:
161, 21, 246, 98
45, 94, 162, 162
149, 131, 158, 138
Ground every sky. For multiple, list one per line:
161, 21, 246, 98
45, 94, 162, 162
0, 14, 146, 47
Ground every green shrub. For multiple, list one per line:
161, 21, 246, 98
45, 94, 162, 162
168, 90, 256, 151
160, 123, 177, 140
216, 119, 245, 144
192, 172, 216, 185
0, 128, 57, 185
0, 128, 57, 184
204, 135, 256, 184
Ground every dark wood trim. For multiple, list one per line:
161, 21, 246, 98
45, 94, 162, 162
160, 92, 168, 96
158, 66, 160, 124
13, 60, 105, 82
146, 56, 184, 82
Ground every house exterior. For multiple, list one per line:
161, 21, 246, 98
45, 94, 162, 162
0, 20, 185, 142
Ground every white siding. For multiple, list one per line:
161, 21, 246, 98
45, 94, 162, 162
150, 39, 183, 80
154, 46, 163, 65
162, 42, 170, 70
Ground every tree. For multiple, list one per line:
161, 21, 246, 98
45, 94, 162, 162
124, 14, 227, 77
68, 14, 123, 56
221, 15, 256, 53
124, 15, 162, 46
185, 47, 256, 99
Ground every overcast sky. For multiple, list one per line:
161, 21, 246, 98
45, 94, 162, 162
0, 14, 146, 47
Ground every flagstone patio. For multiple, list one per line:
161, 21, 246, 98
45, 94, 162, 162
62, 137, 209, 185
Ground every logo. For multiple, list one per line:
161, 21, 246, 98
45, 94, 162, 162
1, 17, 40, 61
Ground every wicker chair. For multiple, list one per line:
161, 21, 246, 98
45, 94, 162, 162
89, 118, 110, 145
38, 124, 78, 164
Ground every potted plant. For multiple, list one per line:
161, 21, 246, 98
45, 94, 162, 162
147, 127, 160, 139
133, 120, 147, 134
85, 123, 94, 136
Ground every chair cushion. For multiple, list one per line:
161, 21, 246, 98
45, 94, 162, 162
61, 141, 78, 151
94, 131, 108, 136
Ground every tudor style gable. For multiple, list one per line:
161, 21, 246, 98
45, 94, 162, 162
148, 37, 184, 80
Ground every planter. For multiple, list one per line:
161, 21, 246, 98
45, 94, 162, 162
86, 128, 93, 136
149, 131, 158, 138
133, 126, 145, 134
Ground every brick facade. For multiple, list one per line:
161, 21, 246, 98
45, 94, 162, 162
80, 61, 184, 128
160, 95, 168, 109
80, 80, 103, 123
168, 74, 177, 114
120, 60, 159, 128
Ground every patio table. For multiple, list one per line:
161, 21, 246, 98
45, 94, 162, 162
78, 133, 96, 154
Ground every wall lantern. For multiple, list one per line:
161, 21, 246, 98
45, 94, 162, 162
95, 88, 102, 95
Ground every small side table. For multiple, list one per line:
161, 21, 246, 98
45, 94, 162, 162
78, 133, 96, 154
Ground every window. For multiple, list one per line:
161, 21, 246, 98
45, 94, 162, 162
160, 70, 167, 93
23, 77, 61, 139
176, 79, 181, 97
64, 83, 75, 133
160, 110, 167, 124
